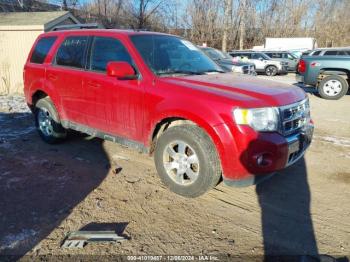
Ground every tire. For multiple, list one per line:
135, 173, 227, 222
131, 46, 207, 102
154, 124, 221, 198
34, 97, 67, 144
265, 65, 278, 76
318, 75, 349, 100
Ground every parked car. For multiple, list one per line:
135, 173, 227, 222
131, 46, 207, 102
229, 51, 288, 76
200, 47, 256, 75
262, 51, 299, 71
24, 28, 313, 197
297, 56, 350, 99
304, 48, 350, 57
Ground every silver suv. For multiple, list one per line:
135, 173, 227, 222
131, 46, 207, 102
229, 51, 288, 76
263, 51, 299, 71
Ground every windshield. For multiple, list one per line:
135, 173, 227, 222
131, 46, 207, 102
288, 52, 298, 59
260, 53, 271, 60
203, 48, 225, 60
130, 35, 223, 76
203, 48, 232, 61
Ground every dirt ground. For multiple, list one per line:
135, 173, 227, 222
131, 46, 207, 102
0, 75, 349, 261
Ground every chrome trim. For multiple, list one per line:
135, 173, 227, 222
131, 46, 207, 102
279, 98, 310, 136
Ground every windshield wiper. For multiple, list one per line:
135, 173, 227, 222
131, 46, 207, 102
157, 70, 205, 76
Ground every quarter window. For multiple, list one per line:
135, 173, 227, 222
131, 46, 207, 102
30, 37, 57, 64
55, 36, 89, 69
90, 37, 132, 72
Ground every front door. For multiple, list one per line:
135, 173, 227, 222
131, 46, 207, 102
83, 36, 144, 141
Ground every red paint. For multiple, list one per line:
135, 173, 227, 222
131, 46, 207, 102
107, 61, 136, 79
24, 30, 310, 182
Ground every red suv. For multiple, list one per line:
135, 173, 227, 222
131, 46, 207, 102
24, 29, 314, 197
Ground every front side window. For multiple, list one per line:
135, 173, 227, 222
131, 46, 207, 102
30, 36, 57, 64
55, 36, 89, 69
252, 53, 269, 60
90, 37, 133, 72
130, 35, 222, 76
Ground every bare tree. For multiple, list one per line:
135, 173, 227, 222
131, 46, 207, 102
128, 0, 164, 29
221, 0, 232, 52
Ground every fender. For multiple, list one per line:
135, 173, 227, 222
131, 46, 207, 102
29, 78, 65, 120
147, 100, 241, 179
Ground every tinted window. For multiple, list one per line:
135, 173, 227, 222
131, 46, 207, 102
338, 51, 347, 55
55, 36, 88, 68
90, 37, 132, 72
30, 37, 57, 64
271, 53, 282, 58
324, 50, 337, 55
312, 51, 321, 56
252, 53, 264, 59
264, 53, 273, 58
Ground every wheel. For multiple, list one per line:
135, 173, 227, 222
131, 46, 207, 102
35, 97, 67, 144
154, 124, 221, 198
318, 75, 349, 100
265, 65, 278, 76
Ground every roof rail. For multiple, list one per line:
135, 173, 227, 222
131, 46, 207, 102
51, 23, 102, 31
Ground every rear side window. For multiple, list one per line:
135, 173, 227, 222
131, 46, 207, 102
55, 36, 89, 69
271, 53, 282, 58
312, 51, 321, 56
89, 37, 132, 72
324, 50, 338, 55
30, 36, 57, 64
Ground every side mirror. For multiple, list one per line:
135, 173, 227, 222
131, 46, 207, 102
259, 57, 263, 61
106, 61, 137, 80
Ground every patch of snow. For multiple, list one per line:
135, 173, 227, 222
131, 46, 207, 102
0, 95, 30, 113
0, 229, 38, 250
314, 135, 350, 147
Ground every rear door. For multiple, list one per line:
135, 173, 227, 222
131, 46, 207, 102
46, 35, 89, 124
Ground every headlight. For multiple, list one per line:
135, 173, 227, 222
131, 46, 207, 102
233, 107, 279, 131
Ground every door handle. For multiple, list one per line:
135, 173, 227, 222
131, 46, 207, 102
87, 81, 101, 88
47, 73, 58, 81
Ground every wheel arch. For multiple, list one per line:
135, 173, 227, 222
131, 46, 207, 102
148, 113, 225, 158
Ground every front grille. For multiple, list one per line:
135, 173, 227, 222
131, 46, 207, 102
242, 65, 255, 75
279, 98, 310, 136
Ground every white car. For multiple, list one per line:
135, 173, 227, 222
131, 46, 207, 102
229, 51, 288, 76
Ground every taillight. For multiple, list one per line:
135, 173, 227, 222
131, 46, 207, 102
298, 59, 306, 73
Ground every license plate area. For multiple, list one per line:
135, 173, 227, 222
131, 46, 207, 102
289, 140, 300, 154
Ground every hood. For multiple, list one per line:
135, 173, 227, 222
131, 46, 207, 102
161, 73, 306, 107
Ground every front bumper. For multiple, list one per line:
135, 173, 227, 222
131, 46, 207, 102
218, 123, 313, 187
278, 66, 288, 74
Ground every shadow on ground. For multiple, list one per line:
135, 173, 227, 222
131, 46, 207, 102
0, 112, 112, 257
